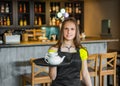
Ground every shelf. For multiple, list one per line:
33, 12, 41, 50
34, 12, 45, 15
0, 0, 84, 35
0, 12, 12, 15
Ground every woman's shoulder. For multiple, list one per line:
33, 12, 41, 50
80, 47, 87, 51
78, 47, 88, 61
78, 46, 87, 51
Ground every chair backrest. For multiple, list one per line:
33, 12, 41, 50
99, 52, 117, 73
87, 54, 98, 76
30, 58, 49, 80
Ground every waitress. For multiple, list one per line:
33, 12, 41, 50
48, 17, 92, 86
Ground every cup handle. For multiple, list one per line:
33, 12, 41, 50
44, 58, 49, 63
44, 53, 49, 63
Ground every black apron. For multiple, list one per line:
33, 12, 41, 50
51, 48, 82, 86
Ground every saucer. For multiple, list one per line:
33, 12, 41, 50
34, 58, 71, 67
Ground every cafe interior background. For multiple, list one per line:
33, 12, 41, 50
84, 0, 120, 50
0, 0, 120, 86
0, 0, 119, 50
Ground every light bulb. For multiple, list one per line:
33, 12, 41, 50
57, 12, 62, 18
64, 12, 69, 18
60, 8, 65, 14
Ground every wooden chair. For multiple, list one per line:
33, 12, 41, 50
99, 52, 117, 86
22, 58, 51, 86
87, 54, 98, 86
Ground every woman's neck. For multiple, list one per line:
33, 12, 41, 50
61, 40, 76, 52
63, 40, 74, 47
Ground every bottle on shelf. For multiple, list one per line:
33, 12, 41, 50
3, 16, 7, 26
68, 3, 72, 14
78, 4, 82, 14
0, 17, 3, 26
38, 17, 42, 26
49, 5, 52, 13
55, 3, 59, 12
19, 4, 23, 13
65, 3, 69, 13
0, 17, 1, 26
77, 19, 80, 25
23, 17, 27, 26
1, 4, 5, 13
34, 16, 38, 25
52, 3, 56, 13
52, 17, 56, 25
23, 3, 26, 13
38, 4, 42, 13
20, 18, 23, 26
5, 3, 9, 13
56, 19, 60, 26
7, 16, 10, 26
49, 17, 52, 25
34, 4, 38, 13
75, 3, 79, 14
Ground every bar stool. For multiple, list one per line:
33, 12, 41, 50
22, 58, 51, 86
108, 49, 120, 86
99, 52, 117, 86
87, 54, 98, 86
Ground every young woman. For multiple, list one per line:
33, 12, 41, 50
48, 17, 92, 86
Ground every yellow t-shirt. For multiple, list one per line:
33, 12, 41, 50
48, 48, 88, 61
79, 48, 88, 61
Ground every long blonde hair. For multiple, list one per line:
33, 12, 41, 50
54, 17, 82, 48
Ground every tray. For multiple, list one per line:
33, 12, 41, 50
34, 58, 71, 67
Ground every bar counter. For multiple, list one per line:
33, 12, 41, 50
0, 36, 119, 48
0, 36, 119, 86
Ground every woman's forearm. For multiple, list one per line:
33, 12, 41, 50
82, 70, 92, 86
49, 67, 57, 80
82, 60, 92, 86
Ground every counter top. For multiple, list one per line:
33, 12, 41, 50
81, 36, 119, 43
0, 36, 119, 48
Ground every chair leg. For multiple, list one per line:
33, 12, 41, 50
31, 81, 34, 86
47, 83, 50, 86
99, 75, 102, 86
94, 76, 97, 86
102, 76, 104, 86
22, 77, 26, 86
114, 74, 116, 86
42, 83, 46, 86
